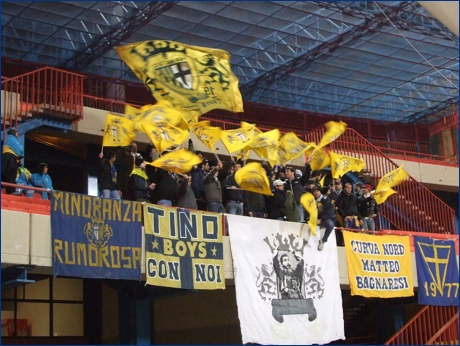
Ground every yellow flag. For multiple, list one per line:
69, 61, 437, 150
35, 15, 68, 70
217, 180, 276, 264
329, 151, 365, 179
300, 192, 317, 236
141, 122, 189, 153
115, 40, 244, 116
373, 188, 397, 205
376, 166, 409, 192
310, 146, 331, 171
148, 149, 202, 174
247, 129, 280, 150
189, 121, 222, 151
277, 132, 312, 164
318, 121, 347, 148
236, 150, 250, 162
102, 113, 136, 147
234, 162, 272, 196
220, 125, 255, 154
319, 174, 326, 188
124, 102, 189, 132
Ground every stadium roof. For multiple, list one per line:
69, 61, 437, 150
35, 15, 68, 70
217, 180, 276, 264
1, 1, 458, 124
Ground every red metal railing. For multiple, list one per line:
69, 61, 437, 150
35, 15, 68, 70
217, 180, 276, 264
426, 312, 459, 345
1, 67, 85, 136
374, 146, 458, 167
384, 306, 458, 345
372, 138, 431, 155
306, 127, 457, 235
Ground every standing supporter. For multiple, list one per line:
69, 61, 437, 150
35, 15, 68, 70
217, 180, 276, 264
191, 159, 209, 211
225, 161, 244, 215
176, 173, 197, 210
331, 179, 343, 205
357, 184, 379, 233
30, 163, 53, 200
153, 157, 178, 207
97, 152, 121, 200
354, 182, 364, 197
268, 179, 286, 221
15, 158, 34, 198
312, 186, 336, 251
244, 190, 267, 218
2, 129, 24, 194
284, 166, 306, 222
204, 161, 225, 213
336, 182, 363, 229
128, 157, 155, 202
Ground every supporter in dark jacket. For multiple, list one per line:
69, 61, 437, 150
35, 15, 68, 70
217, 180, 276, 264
244, 191, 267, 218
153, 167, 178, 207
204, 161, 225, 213
312, 186, 336, 251
98, 151, 121, 200
191, 159, 209, 210
128, 157, 155, 202
268, 179, 286, 220
336, 182, 363, 229
176, 174, 198, 210
357, 184, 379, 233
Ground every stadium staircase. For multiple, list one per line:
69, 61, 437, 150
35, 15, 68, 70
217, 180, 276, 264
306, 127, 457, 235
1, 67, 85, 139
384, 305, 458, 345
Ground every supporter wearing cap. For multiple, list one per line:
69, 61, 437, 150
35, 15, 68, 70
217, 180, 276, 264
2, 128, 24, 194
357, 184, 379, 234
268, 179, 286, 221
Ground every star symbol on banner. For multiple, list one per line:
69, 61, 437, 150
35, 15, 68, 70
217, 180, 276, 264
211, 246, 217, 256
152, 239, 159, 250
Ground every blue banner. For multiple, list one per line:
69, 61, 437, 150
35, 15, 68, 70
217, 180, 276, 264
51, 191, 143, 280
414, 236, 459, 306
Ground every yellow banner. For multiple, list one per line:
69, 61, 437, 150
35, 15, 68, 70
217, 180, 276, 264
143, 204, 224, 290
376, 165, 409, 192
343, 231, 414, 298
189, 121, 222, 151
141, 121, 190, 153
300, 192, 317, 236
318, 120, 347, 148
102, 114, 136, 147
148, 149, 202, 174
235, 162, 272, 196
220, 125, 255, 154
115, 40, 243, 117
329, 151, 365, 179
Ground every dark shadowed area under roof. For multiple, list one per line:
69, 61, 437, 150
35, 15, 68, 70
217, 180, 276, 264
1, 1, 458, 124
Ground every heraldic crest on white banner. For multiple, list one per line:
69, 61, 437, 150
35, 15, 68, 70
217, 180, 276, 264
255, 232, 325, 323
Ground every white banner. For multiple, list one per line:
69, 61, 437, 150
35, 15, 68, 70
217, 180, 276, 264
228, 215, 345, 345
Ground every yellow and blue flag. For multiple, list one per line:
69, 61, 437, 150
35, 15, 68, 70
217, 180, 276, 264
300, 192, 317, 236
318, 120, 347, 148
148, 149, 202, 174
125, 102, 189, 132
376, 165, 409, 192
329, 151, 365, 179
115, 40, 244, 117
234, 162, 272, 196
102, 113, 136, 147
373, 188, 397, 205
220, 124, 256, 154
189, 121, 222, 152
141, 122, 190, 153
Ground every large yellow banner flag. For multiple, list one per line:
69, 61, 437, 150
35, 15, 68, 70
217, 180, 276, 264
148, 149, 202, 174
343, 231, 414, 298
234, 162, 272, 196
373, 188, 397, 205
115, 40, 243, 116
376, 166, 409, 192
189, 121, 222, 151
300, 192, 317, 236
246, 129, 280, 165
143, 203, 224, 290
279, 132, 312, 162
141, 122, 190, 153
318, 120, 347, 148
329, 151, 365, 179
125, 102, 189, 131
102, 113, 136, 147
220, 125, 255, 154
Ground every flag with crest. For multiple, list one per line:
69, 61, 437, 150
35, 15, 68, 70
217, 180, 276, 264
300, 192, 318, 236
141, 122, 189, 153
189, 120, 222, 152
235, 162, 272, 196
318, 121, 347, 148
375, 166, 409, 192
246, 129, 280, 165
278, 133, 312, 164
373, 188, 397, 205
115, 40, 243, 117
148, 149, 202, 174
125, 102, 189, 131
102, 114, 136, 147
329, 152, 365, 179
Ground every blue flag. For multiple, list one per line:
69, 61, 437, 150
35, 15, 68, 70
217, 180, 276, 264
414, 236, 459, 306
51, 191, 143, 280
